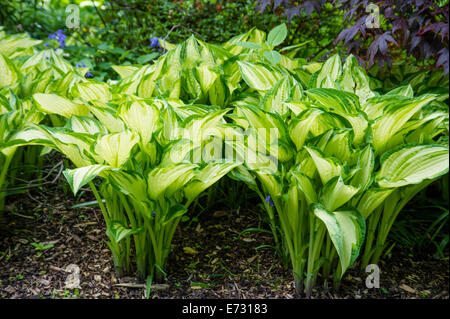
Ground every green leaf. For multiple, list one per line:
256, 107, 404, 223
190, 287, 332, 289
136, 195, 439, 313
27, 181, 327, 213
263, 50, 282, 65
137, 53, 159, 64
266, 23, 287, 47
280, 40, 313, 52
164, 204, 188, 224
234, 42, 264, 50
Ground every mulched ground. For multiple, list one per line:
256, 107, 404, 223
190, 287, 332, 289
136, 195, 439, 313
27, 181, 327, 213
0, 160, 448, 299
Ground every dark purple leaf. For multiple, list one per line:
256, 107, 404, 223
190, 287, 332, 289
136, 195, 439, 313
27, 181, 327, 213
420, 22, 449, 41
255, 0, 272, 14
285, 6, 300, 22
300, 1, 321, 16
436, 48, 449, 75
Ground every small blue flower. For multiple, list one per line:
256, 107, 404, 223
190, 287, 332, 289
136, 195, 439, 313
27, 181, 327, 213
47, 30, 66, 49
85, 71, 94, 78
151, 211, 157, 217
150, 37, 161, 48
265, 195, 275, 207
44, 43, 49, 47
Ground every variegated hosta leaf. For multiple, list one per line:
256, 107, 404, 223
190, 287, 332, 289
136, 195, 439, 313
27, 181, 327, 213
183, 109, 229, 146
306, 88, 361, 115
306, 88, 369, 144
111, 65, 140, 79
376, 144, 449, 188
208, 77, 227, 107
0, 53, 19, 88
72, 82, 112, 102
314, 204, 366, 277
21, 49, 73, 74
340, 55, 375, 105
66, 116, 108, 135
63, 164, 112, 195
147, 163, 198, 200
261, 76, 291, 116
236, 105, 291, 151
108, 171, 151, 210
386, 85, 414, 98
290, 171, 317, 205
9, 125, 95, 167
160, 106, 180, 142
315, 54, 342, 88
33, 93, 89, 118
305, 146, 342, 185
255, 170, 283, 198
182, 35, 202, 68
89, 100, 125, 133
196, 62, 219, 95
106, 221, 144, 244
0, 33, 41, 58
137, 56, 166, 98
322, 130, 354, 164
355, 188, 394, 219
371, 94, 437, 154
320, 176, 359, 212
237, 61, 281, 91
95, 131, 139, 168
119, 100, 160, 145
350, 145, 375, 192
223, 28, 252, 55
228, 164, 259, 192
184, 161, 240, 205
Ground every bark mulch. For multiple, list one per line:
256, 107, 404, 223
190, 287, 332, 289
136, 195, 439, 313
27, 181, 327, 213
0, 174, 448, 299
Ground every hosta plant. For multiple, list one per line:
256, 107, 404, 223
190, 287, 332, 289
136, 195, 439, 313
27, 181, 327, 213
227, 51, 448, 296
10, 86, 240, 282
0, 30, 92, 212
